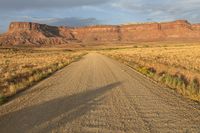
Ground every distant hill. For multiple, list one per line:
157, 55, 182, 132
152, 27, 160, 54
1, 20, 200, 46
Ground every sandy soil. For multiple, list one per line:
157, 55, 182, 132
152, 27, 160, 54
0, 53, 200, 133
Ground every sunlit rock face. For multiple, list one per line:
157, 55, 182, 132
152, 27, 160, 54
1, 20, 200, 46
0, 22, 75, 45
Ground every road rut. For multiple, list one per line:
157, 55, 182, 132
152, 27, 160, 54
0, 53, 200, 133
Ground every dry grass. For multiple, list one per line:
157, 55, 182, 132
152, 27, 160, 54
0, 48, 86, 102
100, 43, 200, 101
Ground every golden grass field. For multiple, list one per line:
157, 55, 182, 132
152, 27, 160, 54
0, 48, 86, 103
1, 42, 200, 104
100, 43, 200, 101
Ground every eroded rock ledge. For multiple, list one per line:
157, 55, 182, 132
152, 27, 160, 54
1, 20, 200, 46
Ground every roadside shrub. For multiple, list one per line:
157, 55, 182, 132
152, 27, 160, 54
159, 73, 200, 96
161, 74, 173, 85
187, 78, 200, 95
0, 94, 6, 105
137, 67, 156, 77
160, 73, 187, 92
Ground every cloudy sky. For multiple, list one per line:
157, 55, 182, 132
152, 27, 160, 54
0, 0, 200, 33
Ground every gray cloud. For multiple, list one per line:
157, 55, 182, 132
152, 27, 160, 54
34, 17, 101, 27
0, 0, 200, 33
112, 0, 200, 23
0, 0, 110, 10
0, 16, 102, 33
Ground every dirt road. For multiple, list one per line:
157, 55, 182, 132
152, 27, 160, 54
0, 53, 200, 133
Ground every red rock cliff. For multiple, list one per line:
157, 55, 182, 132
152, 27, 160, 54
72, 25, 121, 42
0, 20, 200, 46
0, 22, 75, 45
9, 22, 43, 32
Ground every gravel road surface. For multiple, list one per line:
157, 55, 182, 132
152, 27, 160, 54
0, 53, 200, 133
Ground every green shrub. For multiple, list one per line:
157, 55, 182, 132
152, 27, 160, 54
160, 73, 188, 92
187, 78, 199, 95
137, 67, 156, 77
0, 94, 7, 105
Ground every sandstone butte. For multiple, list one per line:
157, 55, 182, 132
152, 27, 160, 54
0, 20, 200, 46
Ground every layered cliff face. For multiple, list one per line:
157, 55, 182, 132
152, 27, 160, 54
0, 20, 200, 46
0, 22, 75, 46
72, 20, 200, 42
72, 26, 121, 42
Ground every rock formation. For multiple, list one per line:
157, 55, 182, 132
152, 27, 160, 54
0, 20, 200, 46
0, 22, 76, 46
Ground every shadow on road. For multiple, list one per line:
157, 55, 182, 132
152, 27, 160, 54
0, 82, 122, 133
